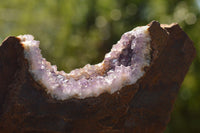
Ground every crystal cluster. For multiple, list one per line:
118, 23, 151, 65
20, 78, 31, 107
17, 26, 151, 100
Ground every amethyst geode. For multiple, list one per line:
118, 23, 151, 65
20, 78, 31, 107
18, 26, 151, 100
0, 21, 196, 133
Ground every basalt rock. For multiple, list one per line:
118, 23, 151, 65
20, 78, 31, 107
0, 21, 196, 133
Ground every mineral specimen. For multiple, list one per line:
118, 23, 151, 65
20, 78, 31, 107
0, 21, 196, 133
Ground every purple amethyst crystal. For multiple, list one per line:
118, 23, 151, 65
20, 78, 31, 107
17, 26, 151, 100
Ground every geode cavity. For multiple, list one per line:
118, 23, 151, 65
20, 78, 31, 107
17, 26, 151, 100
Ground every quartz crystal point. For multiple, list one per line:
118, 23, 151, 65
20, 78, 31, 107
0, 21, 196, 133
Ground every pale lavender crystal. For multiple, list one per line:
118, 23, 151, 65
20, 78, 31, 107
17, 26, 151, 100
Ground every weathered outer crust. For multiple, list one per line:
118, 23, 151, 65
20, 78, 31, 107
0, 21, 196, 133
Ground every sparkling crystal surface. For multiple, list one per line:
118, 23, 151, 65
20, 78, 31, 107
17, 26, 151, 100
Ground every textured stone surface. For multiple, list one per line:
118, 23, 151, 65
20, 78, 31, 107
0, 21, 196, 133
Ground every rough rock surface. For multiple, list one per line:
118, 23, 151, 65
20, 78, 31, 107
0, 21, 196, 133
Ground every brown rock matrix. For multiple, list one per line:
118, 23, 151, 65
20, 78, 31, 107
0, 21, 196, 133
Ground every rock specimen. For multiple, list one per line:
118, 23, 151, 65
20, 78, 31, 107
0, 21, 196, 133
